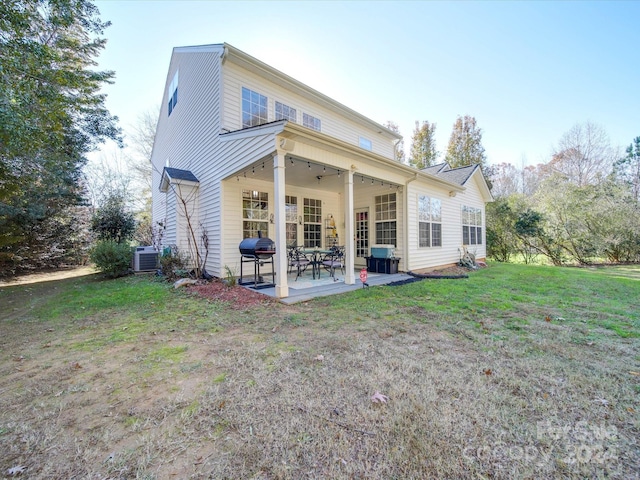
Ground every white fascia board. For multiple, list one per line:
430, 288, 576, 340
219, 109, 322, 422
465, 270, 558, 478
173, 44, 224, 55
471, 168, 494, 202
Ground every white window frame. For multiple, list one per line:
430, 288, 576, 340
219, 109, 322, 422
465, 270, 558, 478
242, 190, 269, 238
242, 87, 268, 128
375, 193, 397, 246
462, 205, 483, 246
418, 195, 442, 248
303, 197, 322, 248
303, 112, 321, 132
275, 101, 297, 123
359, 136, 372, 151
285, 195, 298, 246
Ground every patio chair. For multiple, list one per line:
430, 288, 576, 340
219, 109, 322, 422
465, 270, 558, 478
288, 246, 311, 281
321, 245, 345, 279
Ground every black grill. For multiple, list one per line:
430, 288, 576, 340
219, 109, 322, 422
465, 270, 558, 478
239, 235, 276, 259
238, 232, 276, 288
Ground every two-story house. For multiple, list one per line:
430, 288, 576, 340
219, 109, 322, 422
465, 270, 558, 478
151, 43, 492, 299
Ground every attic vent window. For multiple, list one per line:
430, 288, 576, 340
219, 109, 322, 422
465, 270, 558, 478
359, 137, 372, 151
167, 70, 178, 116
242, 87, 268, 128
303, 113, 321, 132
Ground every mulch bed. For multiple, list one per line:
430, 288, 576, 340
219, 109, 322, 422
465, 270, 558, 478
188, 280, 277, 307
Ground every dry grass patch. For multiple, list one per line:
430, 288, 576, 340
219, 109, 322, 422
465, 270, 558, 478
0, 264, 638, 479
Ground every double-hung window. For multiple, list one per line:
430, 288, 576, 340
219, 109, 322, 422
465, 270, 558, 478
418, 196, 442, 247
375, 193, 397, 246
303, 198, 322, 248
242, 87, 268, 128
242, 190, 269, 238
462, 206, 483, 245
275, 101, 297, 123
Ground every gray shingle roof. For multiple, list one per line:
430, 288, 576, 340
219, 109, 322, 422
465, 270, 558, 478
163, 167, 199, 183
433, 164, 478, 186
421, 163, 450, 175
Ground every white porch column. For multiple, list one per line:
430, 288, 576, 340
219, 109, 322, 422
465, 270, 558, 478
343, 169, 355, 285
273, 151, 289, 298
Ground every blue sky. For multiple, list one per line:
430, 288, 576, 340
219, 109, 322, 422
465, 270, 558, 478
93, 0, 639, 166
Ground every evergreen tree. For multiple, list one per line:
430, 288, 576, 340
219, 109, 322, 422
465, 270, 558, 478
409, 121, 438, 169
0, 0, 120, 275
615, 136, 640, 202
444, 115, 487, 169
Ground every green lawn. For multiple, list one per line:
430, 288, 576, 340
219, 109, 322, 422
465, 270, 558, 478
0, 263, 638, 479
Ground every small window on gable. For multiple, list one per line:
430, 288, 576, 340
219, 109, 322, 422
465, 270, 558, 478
167, 70, 178, 116
275, 101, 297, 123
303, 113, 321, 132
359, 137, 372, 151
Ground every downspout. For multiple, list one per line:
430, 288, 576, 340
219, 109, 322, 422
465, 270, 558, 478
403, 173, 418, 272
393, 138, 404, 164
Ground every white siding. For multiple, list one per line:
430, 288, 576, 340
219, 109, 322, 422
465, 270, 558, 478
151, 47, 224, 270
151, 44, 490, 282
221, 62, 397, 160
405, 172, 487, 272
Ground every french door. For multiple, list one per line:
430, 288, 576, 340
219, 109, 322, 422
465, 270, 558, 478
354, 208, 369, 265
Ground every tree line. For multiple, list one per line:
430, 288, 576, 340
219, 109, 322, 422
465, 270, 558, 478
2, 0, 637, 277
486, 123, 640, 265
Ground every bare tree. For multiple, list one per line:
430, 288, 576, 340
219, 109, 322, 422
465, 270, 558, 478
127, 107, 158, 192
550, 122, 616, 186
487, 162, 521, 198
84, 148, 135, 212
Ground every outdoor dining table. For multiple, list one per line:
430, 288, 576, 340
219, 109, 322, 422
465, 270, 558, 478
301, 249, 333, 279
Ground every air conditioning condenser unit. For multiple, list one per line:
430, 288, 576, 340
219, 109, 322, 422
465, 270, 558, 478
134, 246, 159, 272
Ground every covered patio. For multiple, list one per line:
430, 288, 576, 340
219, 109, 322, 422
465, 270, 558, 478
241, 268, 416, 304
220, 120, 420, 300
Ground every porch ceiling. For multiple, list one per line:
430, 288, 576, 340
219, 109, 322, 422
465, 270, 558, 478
234, 156, 402, 193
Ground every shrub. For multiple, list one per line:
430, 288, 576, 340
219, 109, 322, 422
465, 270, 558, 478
90, 240, 133, 278
91, 195, 136, 244
159, 247, 189, 280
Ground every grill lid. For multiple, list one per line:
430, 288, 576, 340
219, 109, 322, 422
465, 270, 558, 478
239, 232, 275, 258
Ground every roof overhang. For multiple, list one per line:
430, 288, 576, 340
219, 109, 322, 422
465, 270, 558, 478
468, 167, 494, 202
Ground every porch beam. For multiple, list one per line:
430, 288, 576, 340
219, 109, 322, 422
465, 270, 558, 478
344, 170, 355, 285
273, 151, 289, 298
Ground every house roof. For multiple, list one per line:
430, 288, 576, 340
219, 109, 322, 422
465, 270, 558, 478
433, 164, 478, 186
421, 163, 450, 175
163, 167, 199, 182
160, 167, 199, 192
